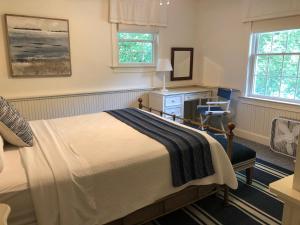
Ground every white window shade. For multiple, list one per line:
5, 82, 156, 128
251, 15, 300, 33
243, 0, 300, 22
117, 24, 159, 33
110, 0, 168, 27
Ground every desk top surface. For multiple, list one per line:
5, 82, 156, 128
151, 87, 211, 95
269, 175, 300, 206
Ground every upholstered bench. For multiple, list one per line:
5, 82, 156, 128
209, 134, 256, 184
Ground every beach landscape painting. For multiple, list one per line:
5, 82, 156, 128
5, 14, 71, 77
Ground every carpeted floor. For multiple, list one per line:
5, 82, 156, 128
235, 137, 295, 172
145, 158, 293, 225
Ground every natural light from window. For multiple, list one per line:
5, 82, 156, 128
118, 32, 155, 65
248, 29, 300, 103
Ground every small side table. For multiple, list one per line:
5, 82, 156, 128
0, 204, 10, 225
270, 175, 300, 225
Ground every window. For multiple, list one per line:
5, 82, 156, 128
247, 29, 300, 103
117, 32, 156, 66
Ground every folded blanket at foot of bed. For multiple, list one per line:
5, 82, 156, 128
107, 108, 215, 187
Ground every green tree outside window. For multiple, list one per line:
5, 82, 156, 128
252, 29, 300, 102
118, 32, 155, 64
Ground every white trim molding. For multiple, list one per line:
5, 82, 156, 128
235, 96, 300, 146
8, 88, 152, 121
239, 97, 300, 113
7, 86, 202, 121
235, 128, 270, 146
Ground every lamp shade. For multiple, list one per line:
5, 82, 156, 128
156, 59, 173, 72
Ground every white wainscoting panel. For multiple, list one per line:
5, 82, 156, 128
8, 89, 299, 147
8, 89, 150, 121
235, 98, 300, 146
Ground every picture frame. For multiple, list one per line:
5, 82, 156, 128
170, 47, 193, 81
4, 14, 72, 77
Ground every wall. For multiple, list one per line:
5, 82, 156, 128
197, 0, 300, 145
197, 0, 250, 91
2, 0, 299, 145
0, 0, 200, 99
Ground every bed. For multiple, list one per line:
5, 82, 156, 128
0, 103, 238, 225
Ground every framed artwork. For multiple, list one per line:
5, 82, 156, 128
4, 14, 72, 77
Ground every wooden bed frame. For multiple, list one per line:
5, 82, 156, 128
105, 98, 236, 225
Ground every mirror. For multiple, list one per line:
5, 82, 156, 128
171, 48, 193, 81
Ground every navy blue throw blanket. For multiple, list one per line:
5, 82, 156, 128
106, 108, 215, 187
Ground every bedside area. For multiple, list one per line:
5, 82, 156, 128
269, 175, 300, 225
0, 204, 10, 225
269, 137, 300, 225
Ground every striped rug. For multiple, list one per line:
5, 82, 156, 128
147, 158, 293, 225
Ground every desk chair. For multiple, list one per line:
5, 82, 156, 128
197, 88, 232, 135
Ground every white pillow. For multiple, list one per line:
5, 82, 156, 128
0, 136, 4, 173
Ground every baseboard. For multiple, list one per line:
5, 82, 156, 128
235, 128, 270, 146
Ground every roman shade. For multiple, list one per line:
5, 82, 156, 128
243, 0, 300, 22
109, 0, 168, 27
251, 15, 300, 33
117, 24, 159, 33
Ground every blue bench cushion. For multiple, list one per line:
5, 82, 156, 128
209, 134, 256, 165
197, 106, 223, 115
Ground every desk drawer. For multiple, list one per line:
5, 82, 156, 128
199, 91, 210, 98
165, 95, 182, 107
184, 92, 210, 101
184, 93, 200, 101
165, 107, 182, 117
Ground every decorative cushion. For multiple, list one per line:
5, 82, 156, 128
0, 97, 33, 147
209, 133, 256, 165
0, 136, 4, 172
217, 88, 232, 100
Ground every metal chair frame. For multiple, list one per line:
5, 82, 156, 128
197, 88, 232, 136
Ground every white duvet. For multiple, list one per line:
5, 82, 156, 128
19, 110, 238, 225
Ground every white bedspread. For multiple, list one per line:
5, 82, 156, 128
19, 111, 238, 225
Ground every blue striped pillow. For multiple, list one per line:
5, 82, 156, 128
0, 97, 33, 147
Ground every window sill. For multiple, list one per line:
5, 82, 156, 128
110, 65, 156, 73
239, 96, 300, 112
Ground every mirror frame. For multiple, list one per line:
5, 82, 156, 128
170, 47, 194, 81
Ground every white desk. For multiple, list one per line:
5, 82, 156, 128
149, 87, 211, 121
270, 175, 300, 225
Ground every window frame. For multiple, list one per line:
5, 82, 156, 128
111, 24, 158, 70
117, 32, 157, 67
247, 30, 300, 104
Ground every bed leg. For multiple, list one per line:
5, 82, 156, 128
246, 167, 254, 185
223, 185, 229, 206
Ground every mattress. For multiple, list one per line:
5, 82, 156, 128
0, 148, 36, 225
0, 110, 238, 225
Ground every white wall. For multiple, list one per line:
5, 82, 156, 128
197, 0, 300, 91
197, 0, 250, 91
196, 0, 300, 145
0, 0, 200, 99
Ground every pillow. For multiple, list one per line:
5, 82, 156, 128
0, 136, 4, 172
0, 97, 33, 147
